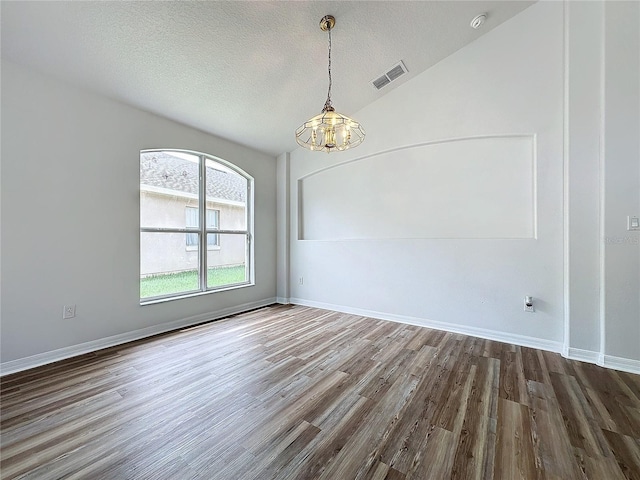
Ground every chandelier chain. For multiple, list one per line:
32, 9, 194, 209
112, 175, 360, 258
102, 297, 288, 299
324, 27, 332, 111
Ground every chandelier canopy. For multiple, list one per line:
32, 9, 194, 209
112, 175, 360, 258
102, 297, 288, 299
295, 15, 365, 153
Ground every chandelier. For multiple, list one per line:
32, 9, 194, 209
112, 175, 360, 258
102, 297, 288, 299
295, 15, 365, 153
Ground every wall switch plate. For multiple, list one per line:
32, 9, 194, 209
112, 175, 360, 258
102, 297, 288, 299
63, 305, 76, 319
628, 216, 640, 231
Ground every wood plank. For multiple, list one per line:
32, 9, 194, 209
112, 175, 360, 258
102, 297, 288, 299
316, 373, 421, 480
574, 447, 628, 480
499, 349, 528, 406
521, 346, 546, 384
525, 379, 586, 479
550, 372, 612, 457
602, 429, 640, 480
450, 356, 499, 480
405, 426, 457, 479
495, 398, 537, 479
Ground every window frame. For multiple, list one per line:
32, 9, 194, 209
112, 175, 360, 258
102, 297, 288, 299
140, 149, 254, 304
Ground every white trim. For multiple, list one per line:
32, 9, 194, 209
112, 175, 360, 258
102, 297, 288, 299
298, 133, 536, 181
289, 298, 562, 354
276, 153, 291, 301
562, 0, 571, 358
567, 347, 600, 364
276, 297, 290, 304
598, 351, 606, 367
603, 354, 640, 375
532, 134, 539, 240
0, 298, 276, 377
567, 348, 640, 375
598, 3, 607, 368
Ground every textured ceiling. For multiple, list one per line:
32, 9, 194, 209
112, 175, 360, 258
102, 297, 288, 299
1, 1, 534, 156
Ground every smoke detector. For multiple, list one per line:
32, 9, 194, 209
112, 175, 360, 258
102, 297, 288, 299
470, 13, 487, 29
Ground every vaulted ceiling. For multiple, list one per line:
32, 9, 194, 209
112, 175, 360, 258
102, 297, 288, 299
1, 1, 534, 156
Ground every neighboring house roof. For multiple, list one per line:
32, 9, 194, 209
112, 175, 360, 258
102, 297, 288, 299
140, 151, 246, 203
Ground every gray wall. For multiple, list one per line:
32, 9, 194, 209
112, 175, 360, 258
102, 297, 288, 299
1, 60, 277, 366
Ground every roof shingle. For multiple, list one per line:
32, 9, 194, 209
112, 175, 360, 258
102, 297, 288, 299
140, 151, 246, 203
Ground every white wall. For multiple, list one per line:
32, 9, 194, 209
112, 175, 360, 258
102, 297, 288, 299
1, 60, 277, 369
288, 1, 565, 348
299, 136, 536, 240
284, 1, 640, 371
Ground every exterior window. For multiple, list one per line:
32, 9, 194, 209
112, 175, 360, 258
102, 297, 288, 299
185, 207, 198, 247
140, 150, 252, 302
186, 208, 219, 247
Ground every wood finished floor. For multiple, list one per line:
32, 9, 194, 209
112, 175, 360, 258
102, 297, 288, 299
1, 305, 639, 480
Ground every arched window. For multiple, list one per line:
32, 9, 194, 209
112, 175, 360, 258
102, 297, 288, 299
139, 150, 253, 302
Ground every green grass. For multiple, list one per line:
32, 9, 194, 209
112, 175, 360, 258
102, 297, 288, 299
140, 265, 246, 299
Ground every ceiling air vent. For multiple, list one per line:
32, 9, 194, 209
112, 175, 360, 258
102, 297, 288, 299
372, 75, 391, 90
371, 60, 408, 90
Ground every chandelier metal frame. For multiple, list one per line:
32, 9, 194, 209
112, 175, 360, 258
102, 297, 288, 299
295, 15, 365, 153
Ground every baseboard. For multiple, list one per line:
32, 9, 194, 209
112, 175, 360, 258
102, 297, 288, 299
289, 298, 563, 354
567, 347, 601, 364
603, 354, 640, 375
0, 297, 277, 376
565, 348, 640, 374
276, 297, 290, 304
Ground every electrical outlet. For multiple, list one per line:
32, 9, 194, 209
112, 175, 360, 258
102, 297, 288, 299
63, 304, 76, 319
628, 216, 640, 231
524, 296, 534, 313
299, 277, 304, 285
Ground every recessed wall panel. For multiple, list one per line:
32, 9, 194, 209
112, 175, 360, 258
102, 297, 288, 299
299, 135, 535, 240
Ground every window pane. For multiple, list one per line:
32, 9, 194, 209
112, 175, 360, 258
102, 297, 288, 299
207, 233, 219, 247
185, 207, 199, 247
206, 209, 219, 228
140, 232, 200, 299
206, 233, 248, 289
141, 151, 200, 229
185, 206, 199, 228
206, 159, 247, 230
186, 233, 198, 247
206, 209, 220, 246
